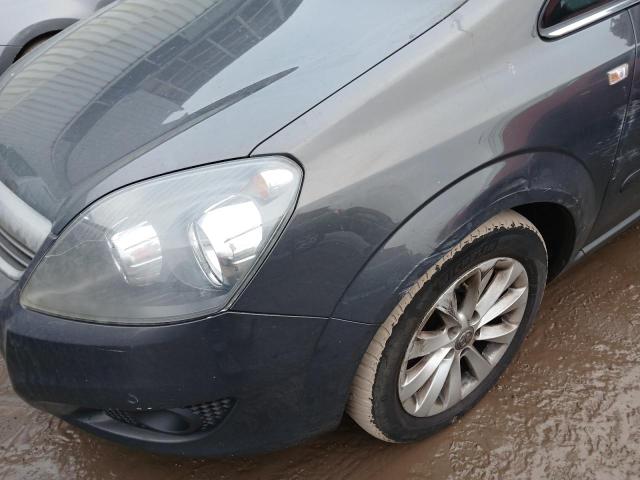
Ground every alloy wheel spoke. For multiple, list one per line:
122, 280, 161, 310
463, 346, 493, 380
478, 265, 495, 297
407, 330, 453, 361
414, 353, 454, 416
476, 322, 519, 344
476, 286, 527, 329
459, 270, 482, 324
442, 353, 463, 409
435, 287, 463, 327
504, 260, 525, 288
475, 262, 524, 319
399, 347, 451, 402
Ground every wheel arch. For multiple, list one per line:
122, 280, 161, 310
14, 30, 62, 61
513, 202, 576, 281
9, 18, 77, 61
331, 150, 597, 327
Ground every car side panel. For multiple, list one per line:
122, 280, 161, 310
332, 151, 594, 325
240, 0, 635, 318
592, 4, 640, 239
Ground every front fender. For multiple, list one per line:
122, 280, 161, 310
332, 150, 596, 325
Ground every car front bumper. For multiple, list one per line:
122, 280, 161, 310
0, 288, 376, 456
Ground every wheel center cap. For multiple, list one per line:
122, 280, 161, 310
455, 329, 475, 350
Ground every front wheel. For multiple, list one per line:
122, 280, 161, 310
347, 210, 548, 442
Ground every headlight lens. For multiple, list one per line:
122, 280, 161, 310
21, 157, 301, 324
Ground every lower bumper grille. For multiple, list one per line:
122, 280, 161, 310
188, 399, 235, 431
104, 409, 139, 427
105, 398, 235, 435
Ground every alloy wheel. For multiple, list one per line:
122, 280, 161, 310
398, 257, 529, 417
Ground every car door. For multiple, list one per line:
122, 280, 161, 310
591, 3, 640, 242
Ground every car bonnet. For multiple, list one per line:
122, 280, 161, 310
0, 0, 466, 226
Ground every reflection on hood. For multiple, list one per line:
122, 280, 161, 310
0, 0, 302, 218
0, 0, 467, 220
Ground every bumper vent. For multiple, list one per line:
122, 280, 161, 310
188, 399, 235, 431
104, 409, 140, 427
105, 398, 235, 435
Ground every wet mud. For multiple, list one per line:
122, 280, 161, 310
3, 225, 640, 479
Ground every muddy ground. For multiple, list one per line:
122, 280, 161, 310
3, 225, 640, 479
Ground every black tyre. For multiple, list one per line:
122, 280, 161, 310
347, 210, 547, 442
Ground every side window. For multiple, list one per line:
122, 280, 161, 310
541, 0, 615, 28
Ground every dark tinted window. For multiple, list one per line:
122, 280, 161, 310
541, 0, 612, 27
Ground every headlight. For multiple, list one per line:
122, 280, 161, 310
20, 157, 302, 324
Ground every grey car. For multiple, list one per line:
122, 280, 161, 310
0, 0, 113, 73
0, 0, 638, 457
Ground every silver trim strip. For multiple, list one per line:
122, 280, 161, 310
0, 182, 51, 278
0, 256, 24, 281
539, 0, 640, 39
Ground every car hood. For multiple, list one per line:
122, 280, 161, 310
0, 0, 465, 225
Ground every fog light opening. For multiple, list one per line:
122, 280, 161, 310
135, 409, 201, 435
